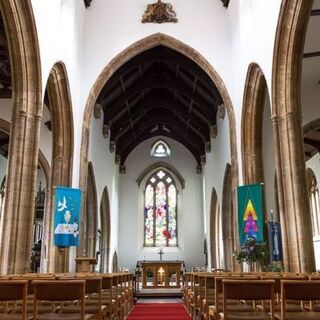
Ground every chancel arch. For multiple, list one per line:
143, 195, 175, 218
80, 34, 239, 270
100, 186, 111, 272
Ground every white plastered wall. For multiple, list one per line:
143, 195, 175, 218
88, 115, 120, 272
203, 114, 231, 271
262, 92, 277, 221
31, 0, 86, 186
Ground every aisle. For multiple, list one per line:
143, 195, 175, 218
127, 303, 191, 320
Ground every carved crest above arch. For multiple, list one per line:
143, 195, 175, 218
142, 0, 178, 24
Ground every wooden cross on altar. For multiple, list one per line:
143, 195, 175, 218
158, 248, 164, 261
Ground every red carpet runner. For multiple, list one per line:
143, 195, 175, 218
127, 303, 191, 320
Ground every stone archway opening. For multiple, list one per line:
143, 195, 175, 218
41, 62, 74, 273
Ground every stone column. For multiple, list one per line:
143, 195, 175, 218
0, 0, 42, 274
272, 112, 315, 272
0, 110, 41, 274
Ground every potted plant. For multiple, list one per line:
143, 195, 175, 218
233, 237, 267, 271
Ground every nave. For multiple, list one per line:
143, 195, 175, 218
1, 0, 320, 319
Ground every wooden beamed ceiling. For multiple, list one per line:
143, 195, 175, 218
97, 45, 223, 166
0, 14, 11, 98
304, 131, 320, 161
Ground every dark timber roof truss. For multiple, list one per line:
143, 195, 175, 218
0, 14, 11, 98
96, 46, 223, 166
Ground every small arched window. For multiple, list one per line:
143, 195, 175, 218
307, 168, 320, 237
144, 169, 177, 247
150, 140, 171, 158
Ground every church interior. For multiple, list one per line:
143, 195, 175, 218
0, 0, 320, 319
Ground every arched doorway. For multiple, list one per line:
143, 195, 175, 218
100, 187, 111, 272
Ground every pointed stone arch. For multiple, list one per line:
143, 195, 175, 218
42, 62, 74, 273
83, 162, 98, 257
112, 251, 118, 273
0, 0, 42, 274
100, 186, 111, 272
222, 163, 233, 271
306, 167, 320, 238
272, 0, 314, 272
210, 187, 220, 269
80, 33, 238, 214
242, 63, 267, 185
0, 118, 50, 185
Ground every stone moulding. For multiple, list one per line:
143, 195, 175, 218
142, 0, 178, 24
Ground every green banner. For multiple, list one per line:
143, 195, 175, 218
237, 184, 264, 245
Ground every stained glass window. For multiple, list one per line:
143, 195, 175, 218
144, 169, 177, 247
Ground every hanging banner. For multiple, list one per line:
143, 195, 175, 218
54, 186, 82, 247
237, 184, 264, 245
267, 221, 283, 262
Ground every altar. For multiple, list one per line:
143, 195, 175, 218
138, 261, 184, 289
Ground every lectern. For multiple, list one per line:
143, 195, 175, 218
75, 257, 97, 272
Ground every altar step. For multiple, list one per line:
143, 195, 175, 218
135, 288, 183, 298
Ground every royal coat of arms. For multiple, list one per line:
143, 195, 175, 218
142, 0, 178, 24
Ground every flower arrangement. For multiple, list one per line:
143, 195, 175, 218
233, 237, 267, 265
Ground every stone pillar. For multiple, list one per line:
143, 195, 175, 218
272, 112, 315, 272
0, 110, 41, 274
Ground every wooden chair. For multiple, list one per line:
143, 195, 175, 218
59, 276, 103, 319
32, 279, 94, 320
221, 279, 275, 320
275, 280, 320, 320
202, 274, 215, 320
0, 280, 28, 320
258, 275, 306, 313
212, 275, 257, 319
10, 275, 56, 315
86, 274, 117, 320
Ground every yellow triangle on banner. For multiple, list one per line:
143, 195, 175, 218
243, 199, 258, 221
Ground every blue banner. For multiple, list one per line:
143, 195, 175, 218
54, 187, 82, 247
267, 221, 283, 262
